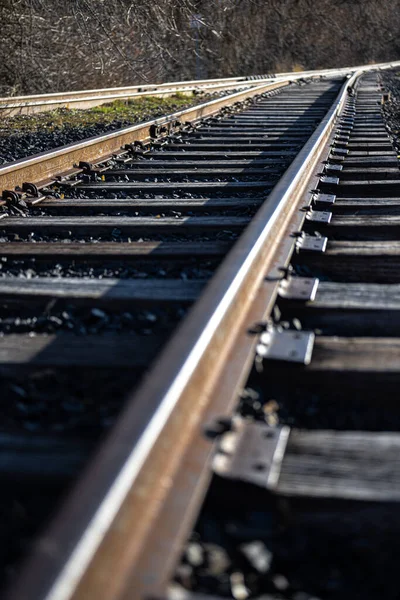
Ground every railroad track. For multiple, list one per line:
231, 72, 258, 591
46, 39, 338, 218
0, 64, 399, 600
2, 60, 400, 116
0, 80, 260, 117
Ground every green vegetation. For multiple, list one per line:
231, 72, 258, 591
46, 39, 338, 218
89, 92, 192, 117
0, 93, 199, 136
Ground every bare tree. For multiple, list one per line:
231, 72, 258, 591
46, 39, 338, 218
1, 0, 400, 96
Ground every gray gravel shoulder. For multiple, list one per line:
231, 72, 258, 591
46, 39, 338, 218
0, 90, 235, 165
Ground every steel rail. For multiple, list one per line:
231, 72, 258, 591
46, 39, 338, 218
2, 60, 399, 117
0, 75, 257, 104
0, 80, 289, 195
0, 82, 258, 117
6, 70, 360, 600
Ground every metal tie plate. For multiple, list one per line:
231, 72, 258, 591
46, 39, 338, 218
325, 163, 343, 172
313, 193, 336, 205
333, 140, 349, 148
336, 126, 353, 132
306, 209, 332, 223
256, 327, 315, 364
320, 176, 340, 185
212, 421, 291, 491
331, 147, 349, 156
297, 234, 328, 253
328, 154, 345, 164
279, 277, 319, 301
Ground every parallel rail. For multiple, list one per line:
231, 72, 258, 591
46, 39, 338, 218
0, 81, 260, 116
2, 60, 400, 116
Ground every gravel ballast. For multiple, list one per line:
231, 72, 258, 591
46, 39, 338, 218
0, 92, 225, 165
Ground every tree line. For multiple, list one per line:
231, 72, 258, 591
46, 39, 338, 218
1, 0, 400, 96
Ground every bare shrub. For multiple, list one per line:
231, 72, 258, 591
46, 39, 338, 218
1, 0, 400, 96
